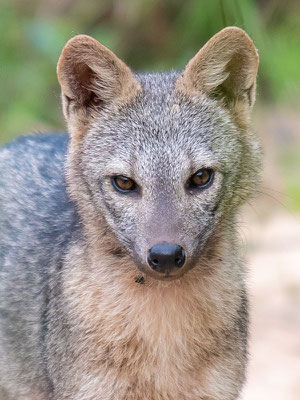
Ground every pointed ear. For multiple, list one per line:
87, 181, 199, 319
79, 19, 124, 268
57, 35, 141, 138
176, 27, 259, 128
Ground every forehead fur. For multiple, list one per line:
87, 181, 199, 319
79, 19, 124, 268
85, 71, 241, 172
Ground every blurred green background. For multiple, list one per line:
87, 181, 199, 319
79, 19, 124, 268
0, 0, 299, 211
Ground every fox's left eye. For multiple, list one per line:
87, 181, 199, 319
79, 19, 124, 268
112, 175, 137, 193
188, 169, 214, 189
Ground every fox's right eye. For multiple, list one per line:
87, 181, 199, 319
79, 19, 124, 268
187, 168, 214, 190
112, 176, 137, 193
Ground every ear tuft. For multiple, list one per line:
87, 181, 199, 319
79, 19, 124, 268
176, 27, 259, 127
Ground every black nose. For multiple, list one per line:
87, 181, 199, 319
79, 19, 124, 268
147, 243, 186, 274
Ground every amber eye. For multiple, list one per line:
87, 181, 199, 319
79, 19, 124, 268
112, 175, 137, 193
189, 169, 214, 188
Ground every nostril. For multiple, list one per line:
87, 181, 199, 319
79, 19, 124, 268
175, 248, 186, 268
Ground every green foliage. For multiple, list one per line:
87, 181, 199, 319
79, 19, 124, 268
0, 0, 299, 144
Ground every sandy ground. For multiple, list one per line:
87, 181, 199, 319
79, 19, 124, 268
241, 211, 300, 400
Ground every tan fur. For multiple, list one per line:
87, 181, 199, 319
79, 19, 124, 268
176, 26, 259, 128
57, 35, 141, 139
57, 223, 246, 400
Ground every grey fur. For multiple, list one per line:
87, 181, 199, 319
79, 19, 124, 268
0, 29, 261, 400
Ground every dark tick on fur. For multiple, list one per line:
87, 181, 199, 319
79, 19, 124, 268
135, 276, 145, 284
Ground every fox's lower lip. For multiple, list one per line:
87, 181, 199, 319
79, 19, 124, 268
163, 273, 176, 278
162, 275, 179, 280
147, 271, 184, 281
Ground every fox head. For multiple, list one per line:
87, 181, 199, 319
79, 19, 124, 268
57, 27, 260, 281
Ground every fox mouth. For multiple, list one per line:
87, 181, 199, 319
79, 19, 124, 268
135, 263, 190, 281
135, 271, 184, 283
157, 274, 183, 281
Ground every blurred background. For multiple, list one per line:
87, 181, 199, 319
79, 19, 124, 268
0, 0, 299, 398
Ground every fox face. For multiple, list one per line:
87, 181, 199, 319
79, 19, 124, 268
58, 28, 260, 280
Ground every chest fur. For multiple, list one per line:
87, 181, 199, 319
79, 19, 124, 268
58, 260, 243, 400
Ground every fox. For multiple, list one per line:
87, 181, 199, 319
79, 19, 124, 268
0, 27, 261, 400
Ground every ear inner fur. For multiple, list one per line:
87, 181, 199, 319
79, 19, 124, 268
176, 27, 259, 128
57, 34, 141, 138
